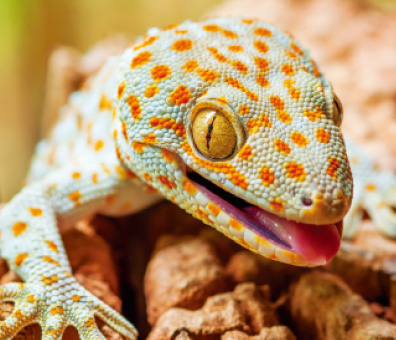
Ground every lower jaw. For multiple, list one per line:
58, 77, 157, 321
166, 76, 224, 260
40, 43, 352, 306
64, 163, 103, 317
186, 167, 342, 266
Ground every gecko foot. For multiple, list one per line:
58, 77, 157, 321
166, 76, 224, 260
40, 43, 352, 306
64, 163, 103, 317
0, 280, 137, 339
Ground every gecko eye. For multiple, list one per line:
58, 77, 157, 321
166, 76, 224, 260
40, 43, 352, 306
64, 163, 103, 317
332, 94, 343, 127
192, 108, 237, 160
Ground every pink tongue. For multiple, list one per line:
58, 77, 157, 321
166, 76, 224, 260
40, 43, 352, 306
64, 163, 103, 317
243, 207, 341, 265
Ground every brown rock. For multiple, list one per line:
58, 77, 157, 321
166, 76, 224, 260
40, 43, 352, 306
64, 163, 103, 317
147, 282, 280, 340
222, 327, 296, 340
226, 251, 306, 299
145, 237, 231, 325
290, 271, 396, 339
327, 221, 396, 302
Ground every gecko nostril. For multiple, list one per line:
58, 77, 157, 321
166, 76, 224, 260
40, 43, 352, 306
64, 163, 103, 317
302, 197, 313, 207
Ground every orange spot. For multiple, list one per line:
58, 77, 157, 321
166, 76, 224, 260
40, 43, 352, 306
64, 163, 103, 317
15, 253, 28, 266
94, 140, 104, 152
257, 76, 270, 87
327, 158, 340, 179
223, 30, 238, 39
231, 60, 248, 73
284, 79, 300, 100
228, 45, 243, 52
242, 19, 253, 24
316, 128, 330, 143
366, 183, 377, 191
207, 47, 228, 63
28, 207, 42, 216
196, 68, 218, 82
14, 309, 23, 320
143, 173, 153, 182
310, 59, 321, 77
105, 194, 116, 206
72, 172, 81, 179
162, 149, 175, 163
216, 96, 228, 105
158, 175, 177, 190
50, 307, 63, 315
72, 296, 81, 302
183, 60, 199, 72
126, 170, 137, 179
246, 115, 272, 134
171, 39, 193, 52
12, 222, 27, 236
183, 181, 197, 195
203, 24, 221, 32
143, 133, 156, 145
281, 64, 295, 76
274, 139, 291, 155
168, 85, 192, 105
290, 43, 303, 55
175, 30, 187, 34
270, 96, 284, 111
46, 240, 59, 253
131, 51, 152, 68
290, 132, 308, 147
270, 198, 284, 212
144, 84, 159, 98
92, 173, 98, 184
254, 27, 272, 37
208, 203, 220, 217
126, 95, 141, 119
239, 105, 250, 115
254, 57, 269, 72
43, 256, 60, 266
132, 142, 145, 154
270, 96, 292, 124
203, 25, 237, 38
163, 23, 178, 30
259, 167, 275, 186
285, 49, 297, 59
151, 64, 171, 82
285, 162, 306, 181
230, 219, 243, 231
84, 318, 95, 327
225, 77, 258, 101
133, 36, 159, 50
42, 275, 59, 285
254, 40, 269, 53
238, 144, 252, 160
99, 94, 112, 111
304, 107, 324, 122
26, 295, 35, 303
150, 116, 186, 137
68, 190, 81, 204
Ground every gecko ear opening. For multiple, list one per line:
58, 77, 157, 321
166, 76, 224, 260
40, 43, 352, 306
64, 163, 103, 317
332, 93, 343, 127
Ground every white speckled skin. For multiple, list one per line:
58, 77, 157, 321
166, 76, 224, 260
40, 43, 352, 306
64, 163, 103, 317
3, 16, 392, 339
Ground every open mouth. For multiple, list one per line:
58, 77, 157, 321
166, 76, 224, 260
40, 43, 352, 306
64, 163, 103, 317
186, 167, 342, 265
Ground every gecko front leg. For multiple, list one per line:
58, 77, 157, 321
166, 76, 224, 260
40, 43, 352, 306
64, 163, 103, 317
0, 159, 159, 339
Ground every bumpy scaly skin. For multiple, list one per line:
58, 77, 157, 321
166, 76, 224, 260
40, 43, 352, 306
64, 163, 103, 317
343, 136, 396, 238
0, 17, 357, 338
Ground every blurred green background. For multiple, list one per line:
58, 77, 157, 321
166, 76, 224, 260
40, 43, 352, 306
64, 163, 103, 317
0, 0, 395, 202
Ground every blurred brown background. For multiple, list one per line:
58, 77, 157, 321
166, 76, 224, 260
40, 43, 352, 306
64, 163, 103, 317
0, 0, 395, 202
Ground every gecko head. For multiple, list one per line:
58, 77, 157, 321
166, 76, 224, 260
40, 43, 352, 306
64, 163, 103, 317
116, 17, 353, 267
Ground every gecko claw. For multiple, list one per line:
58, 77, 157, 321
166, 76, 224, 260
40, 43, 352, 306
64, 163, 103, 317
0, 281, 137, 340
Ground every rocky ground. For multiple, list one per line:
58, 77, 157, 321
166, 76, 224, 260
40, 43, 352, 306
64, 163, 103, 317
2, 0, 396, 339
